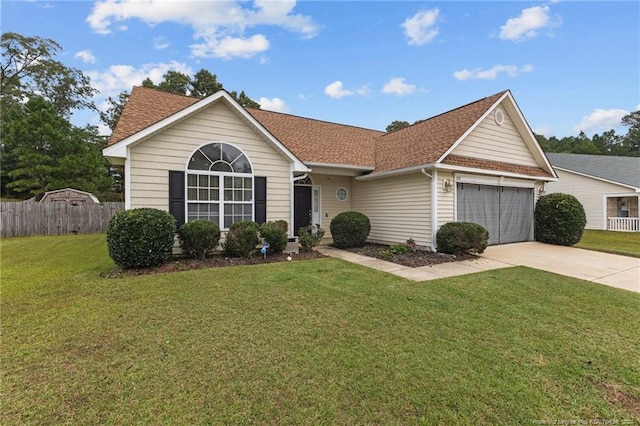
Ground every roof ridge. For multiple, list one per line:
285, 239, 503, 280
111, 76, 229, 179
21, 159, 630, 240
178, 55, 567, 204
381, 89, 508, 137
247, 107, 384, 134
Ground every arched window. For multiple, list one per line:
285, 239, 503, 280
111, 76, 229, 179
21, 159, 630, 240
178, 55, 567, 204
186, 143, 253, 229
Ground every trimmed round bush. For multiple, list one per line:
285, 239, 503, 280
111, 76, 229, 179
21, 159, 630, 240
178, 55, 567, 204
436, 222, 489, 255
298, 225, 325, 252
259, 221, 288, 254
223, 220, 260, 257
178, 220, 221, 260
106, 208, 176, 269
535, 193, 586, 246
330, 211, 371, 248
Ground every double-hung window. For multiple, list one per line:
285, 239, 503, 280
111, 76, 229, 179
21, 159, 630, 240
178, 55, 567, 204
186, 143, 253, 229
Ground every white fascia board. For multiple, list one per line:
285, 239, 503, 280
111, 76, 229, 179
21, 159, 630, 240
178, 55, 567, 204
306, 162, 374, 177
436, 163, 558, 182
437, 91, 510, 163
102, 90, 310, 173
436, 91, 558, 179
553, 166, 638, 191
355, 164, 436, 181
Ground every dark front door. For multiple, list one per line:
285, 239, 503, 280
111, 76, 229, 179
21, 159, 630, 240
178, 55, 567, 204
294, 186, 312, 236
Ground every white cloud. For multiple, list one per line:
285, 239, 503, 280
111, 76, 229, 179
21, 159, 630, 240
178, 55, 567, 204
453, 64, 534, 81
86, 0, 318, 59
191, 34, 270, 60
153, 36, 170, 50
381, 77, 416, 95
75, 49, 96, 64
499, 5, 560, 42
573, 108, 629, 133
402, 8, 439, 45
324, 81, 353, 99
87, 61, 193, 101
534, 126, 554, 137
259, 97, 290, 113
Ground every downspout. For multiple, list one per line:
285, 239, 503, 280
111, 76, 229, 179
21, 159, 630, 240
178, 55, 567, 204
421, 168, 438, 251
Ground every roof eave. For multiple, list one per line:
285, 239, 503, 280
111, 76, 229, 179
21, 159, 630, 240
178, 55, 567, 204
435, 163, 557, 182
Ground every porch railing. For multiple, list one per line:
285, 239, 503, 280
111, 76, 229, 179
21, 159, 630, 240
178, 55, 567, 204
607, 217, 640, 232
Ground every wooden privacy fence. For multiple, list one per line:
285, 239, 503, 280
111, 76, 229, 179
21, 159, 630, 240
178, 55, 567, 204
0, 202, 125, 238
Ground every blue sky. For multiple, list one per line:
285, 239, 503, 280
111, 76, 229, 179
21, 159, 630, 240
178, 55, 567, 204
2, 1, 639, 138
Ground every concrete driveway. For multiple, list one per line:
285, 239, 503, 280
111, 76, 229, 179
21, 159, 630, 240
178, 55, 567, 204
479, 242, 640, 293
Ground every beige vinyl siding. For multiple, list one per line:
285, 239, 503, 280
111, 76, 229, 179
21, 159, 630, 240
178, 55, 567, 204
309, 174, 352, 237
437, 171, 455, 228
352, 173, 431, 248
545, 169, 632, 230
129, 102, 291, 223
451, 105, 539, 167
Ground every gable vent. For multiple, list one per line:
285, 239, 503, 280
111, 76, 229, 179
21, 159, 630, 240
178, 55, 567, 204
494, 109, 505, 126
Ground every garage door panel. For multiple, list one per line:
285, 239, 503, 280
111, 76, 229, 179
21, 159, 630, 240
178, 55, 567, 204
456, 183, 534, 245
499, 186, 534, 243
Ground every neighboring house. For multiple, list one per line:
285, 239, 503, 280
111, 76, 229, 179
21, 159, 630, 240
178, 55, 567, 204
103, 87, 557, 250
546, 153, 640, 232
37, 188, 100, 204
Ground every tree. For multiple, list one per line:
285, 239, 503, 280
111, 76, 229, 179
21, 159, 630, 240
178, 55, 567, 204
1, 32, 97, 117
386, 120, 410, 132
1, 97, 113, 198
230, 90, 260, 108
621, 110, 640, 156
156, 70, 191, 95
191, 69, 223, 98
99, 91, 130, 131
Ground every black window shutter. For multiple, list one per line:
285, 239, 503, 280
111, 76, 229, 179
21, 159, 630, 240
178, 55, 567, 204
254, 176, 267, 225
168, 171, 185, 227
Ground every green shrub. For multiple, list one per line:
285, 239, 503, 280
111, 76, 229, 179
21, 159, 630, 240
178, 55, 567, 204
330, 211, 371, 248
223, 221, 260, 258
259, 222, 288, 254
106, 208, 176, 269
298, 225, 325, 252
389, 244, 410, 255
273, 220, 288, 233
178, 220, 221, 260
436, 222, 489, 255
535, 193, 586, 246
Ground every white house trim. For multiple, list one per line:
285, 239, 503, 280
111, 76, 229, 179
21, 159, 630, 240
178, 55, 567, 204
103, 90, 310, 173
553, 167, 639, 192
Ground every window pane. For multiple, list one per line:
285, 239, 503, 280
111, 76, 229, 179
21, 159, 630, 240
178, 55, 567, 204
224, 216, 233, 229
198, 189, 208, 201
187, 188, 197, 200
232, 155, 252, 173
221, 144, 242, 164
200, 143, 222, 162
211, 161, 232, 172
210, 176, 219, 188
243, 190, 252, 201
244, 178, 252, 189
188, 150, 211, 170
243, 204, 252, 215
224, 176, 232, 188
224, 190, 233, 201
211, 189, 219, 201
199, 175, 208, 187
187, 174, 198, 186
234, 190, 242, 201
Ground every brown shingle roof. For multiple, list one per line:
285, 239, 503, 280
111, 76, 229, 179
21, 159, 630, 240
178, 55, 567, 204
373, 91, 506, 173
107, 87, 548, 178
443, 154, 554, 178
246, 108, 383, 168
108, 86, 199, 145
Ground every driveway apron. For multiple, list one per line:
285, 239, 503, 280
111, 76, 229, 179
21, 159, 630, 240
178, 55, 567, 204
479, 242, 640, 293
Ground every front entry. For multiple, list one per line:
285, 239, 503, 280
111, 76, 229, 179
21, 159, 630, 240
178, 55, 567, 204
294, 185, 312, 236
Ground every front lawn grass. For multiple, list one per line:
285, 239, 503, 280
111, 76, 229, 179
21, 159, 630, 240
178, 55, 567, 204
577, 229, 640, 257
2, 234, 639, 424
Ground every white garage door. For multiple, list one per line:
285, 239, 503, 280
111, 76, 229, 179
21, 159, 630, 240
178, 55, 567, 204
456, 183, 534, 245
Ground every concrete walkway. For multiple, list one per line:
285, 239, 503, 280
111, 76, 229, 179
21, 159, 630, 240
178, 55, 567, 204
317, 242, 640, 294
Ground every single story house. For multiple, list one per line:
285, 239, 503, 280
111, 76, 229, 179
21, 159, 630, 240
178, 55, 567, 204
103, 87, 557, 250
546, 153, 640, 232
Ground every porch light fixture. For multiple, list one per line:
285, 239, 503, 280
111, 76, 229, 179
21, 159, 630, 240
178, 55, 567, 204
443, 179, 453, 192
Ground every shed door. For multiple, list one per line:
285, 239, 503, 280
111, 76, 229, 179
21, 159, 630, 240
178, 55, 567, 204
457, 183, 534, 245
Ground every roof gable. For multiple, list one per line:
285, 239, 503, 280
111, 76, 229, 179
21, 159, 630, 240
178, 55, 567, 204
373, 91, 507, 173
547, 153, 640, 189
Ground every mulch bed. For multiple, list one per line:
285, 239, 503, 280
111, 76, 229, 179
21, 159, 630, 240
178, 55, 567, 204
102, 243, 475, 278
343, 243, 475, 267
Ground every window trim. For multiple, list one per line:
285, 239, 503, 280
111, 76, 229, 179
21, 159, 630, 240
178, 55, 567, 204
336, 187, 348, 201
184, 142, 255, 230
